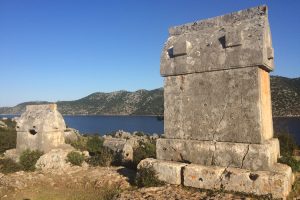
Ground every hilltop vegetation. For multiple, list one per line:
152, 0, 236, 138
0, 89, 163, 116
271, 76, 300, 117
0, 76, 299, 116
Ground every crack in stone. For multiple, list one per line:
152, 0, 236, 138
211, 142, 217, 165
212, 93, 229, 141
240, 144, 250, 168
215, 164, 230, 189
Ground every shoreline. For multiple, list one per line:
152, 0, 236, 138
1, 114, 300, 118
273, 115, 300, 118
0, 114, 164, 117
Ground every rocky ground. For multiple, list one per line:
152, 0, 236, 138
1, 165, 299, 200
0, 166, 131, 200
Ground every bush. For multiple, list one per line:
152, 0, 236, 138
19, 149, 43, 171
100, 183, 121, 200
66, 136, 88, 151
275, 132, 298, 156
135, 166, 164, 187
67, 151, 85, 166
0, 158, 22, 174
275, 131, 300, 172
132, 141, 156, 169
87, 147, 115, 167
0, 119, 17, 154
279, 156, 300, 172
87, 136, 104, 154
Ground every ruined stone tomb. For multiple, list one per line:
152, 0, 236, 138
139, 5, 294, 199
16, 104, 66, 153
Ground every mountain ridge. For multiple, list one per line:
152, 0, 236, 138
0, 76, 299, 117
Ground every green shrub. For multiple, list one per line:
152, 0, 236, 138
66, 136, 88, 151
87, 147, 115, 167
135, 166, 164, 187
87, 136, 104, 154
0, 119, 17, 154
275, 132, 298, 156
19, 149, 43, 171
132, 141, 156, 169
0, 158, 22, 174
67, 151, 85, 166
279, 156, 300, 172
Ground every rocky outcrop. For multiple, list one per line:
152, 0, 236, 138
103, 130, 156, 162
0, 166, 131, 199
35, 147, 76, 170
64, 128, 81, 142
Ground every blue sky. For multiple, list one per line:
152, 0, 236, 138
0, 0, 299, 107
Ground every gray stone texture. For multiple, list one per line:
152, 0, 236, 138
138, 158, 187, 185
161, 5, 273, 76
157, 138, 279, 171
141, 5, 294, 199
184, 163, 294, 199
163, 67, 273, 144
16, 104, 66, 153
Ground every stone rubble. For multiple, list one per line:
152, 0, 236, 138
103, 130, 156, 162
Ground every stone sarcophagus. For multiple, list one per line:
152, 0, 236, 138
139, 6, 294, 199
16, 104, 66, 153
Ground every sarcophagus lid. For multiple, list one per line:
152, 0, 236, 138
160, 5, 274, 77
16, 104, 66, 133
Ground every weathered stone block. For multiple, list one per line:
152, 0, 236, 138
157, 138, 279, 171
103, 138, 127, 152
164, 67, 273, 144
161, 6, 273, 76
157, 139, 214, 166
184, 163, 294, 199
16, 104, 66, 153
138, 158, 187, 185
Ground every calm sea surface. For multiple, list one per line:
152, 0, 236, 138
63, 115, 164, 135
0, 115, 164, 135
1, 115, 299, 143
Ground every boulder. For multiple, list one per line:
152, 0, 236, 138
103, 130, 157, 163
114, 130, 132, 139
64, 128, 80, 142
35, 146, 74, 170
4, 149, 19, 162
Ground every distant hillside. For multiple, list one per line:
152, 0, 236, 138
0, 76, 299, 116
0, 89, 164, 116
271, 76, 300, 117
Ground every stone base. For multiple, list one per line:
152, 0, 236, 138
138, 158, 187, 185
157, 138, 279, 171
139, 158, 294, 199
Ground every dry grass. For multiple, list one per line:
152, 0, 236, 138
287, 172, 300, 200
5, 182, 120, 200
